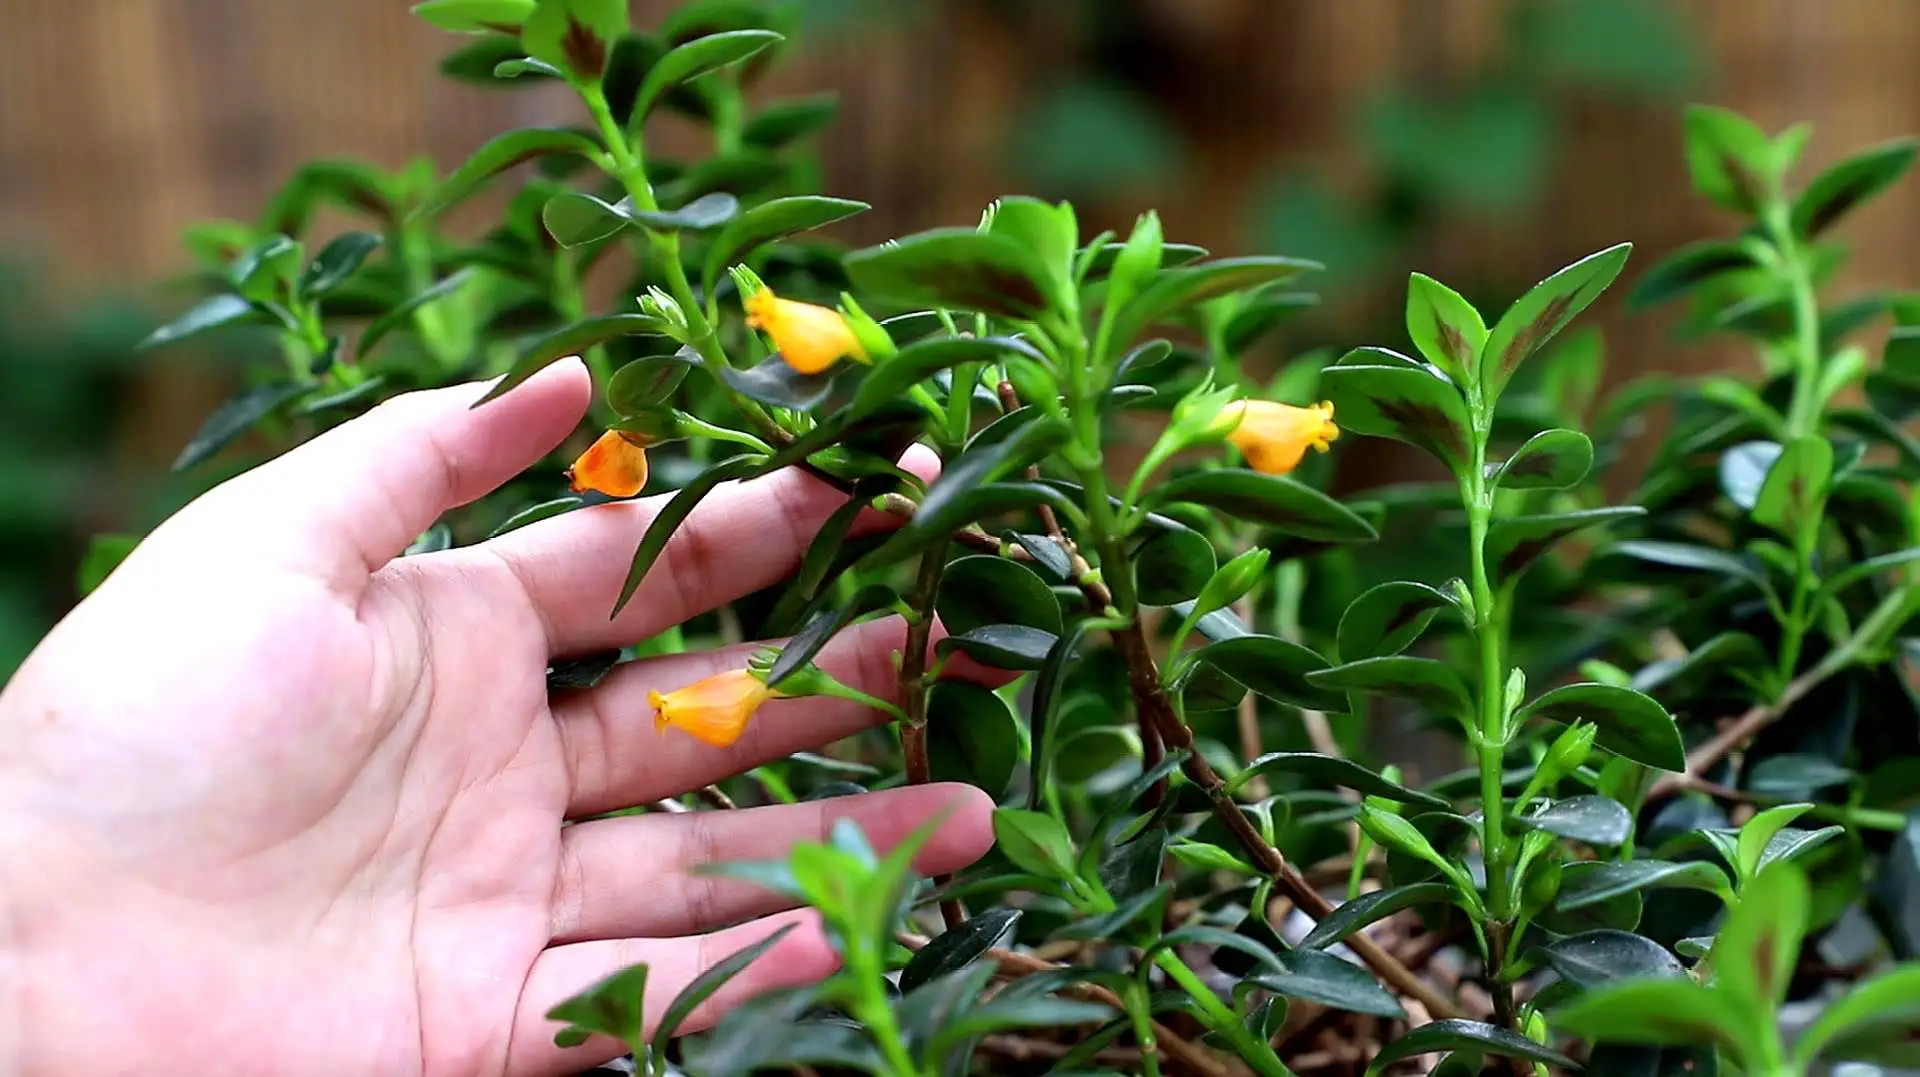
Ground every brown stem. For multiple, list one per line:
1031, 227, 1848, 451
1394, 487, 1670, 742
901, 543, 965, 930
694, 785, 736, 810
1645, 665, 1826, 802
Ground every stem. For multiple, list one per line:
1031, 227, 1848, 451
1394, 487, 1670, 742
395, 220, 458, 371
1152, 952, 1293, 1077
1766, 203, 1823, 442
1122, 988, 1163, 1077
900, 542, 965, 930
853, 959, 921, 1077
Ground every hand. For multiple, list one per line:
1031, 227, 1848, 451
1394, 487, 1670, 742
0, 360, 996, 1077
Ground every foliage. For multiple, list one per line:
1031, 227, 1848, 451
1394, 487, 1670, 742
107, 1, 1920, 1074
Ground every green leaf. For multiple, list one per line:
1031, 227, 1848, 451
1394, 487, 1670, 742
1336, 579, 1463, 661
1307, 656, 1472, 718
742, 92, 839, 149
1231, 752, 1451, 810
173, 381, 311, 471
1792, 137, 1920, 237
938, 555, 1062, 636
1182, 635, 1345, 713
702, 194, 869, 294
299, 231, 382, 298
1147, 469, 1377, 542
984, 196, 1079, 303
417, 127, 602, 217
521, 0, 626, 80
1734, 803, 1813, 881
1628, 239, 1757, 309
1368, 1019, 1577, 1076
1320, 359, 1472, 472
547, 649, 620, 692
1485, 505, 1645, 582
1746, 754, 1854, 799
1111, 255, 1320, 344
629, 191, 739, 231
1751, 434, 1832, 537
1548, 978, 1751, 1059
934, 625, 1057, 671
137, 294, 272, 349
1682, 103, 1776, 215
844, 336, 1026, 426
1249, 949, 1406, 1020
1718, 440, 1782, 511
1514, 682, 1685, 772
992, 808, 1078, 880
1300, 882, 1455, 951
1132, 527, 1218, 606
493, 56, 565, 79
914, 417, 1070, 531
928, 996, 1114, 1059
843, 227, 1059, 321
76, 534, 140, 597
1026, 623, 1086, 810
1543, 930, 1685, 988
541, 191, 632, 246
898, 908, 1021, 993
1791, 962, 1920, 1069
718, 355, 837, 411
1711, 861, 1808, 1011
478, 314, 672, 405
611, 455, 766, 616
545, 962, 648, 1049
413, 0, 536, 33
231, 234, 303, 302
925, 679, 1029, 798
355, 268, 477, 362
1555, 860, 1733, 911
1492, 428, 1593, 491
866, 483, 1075, 570
606, 352, 691, 413
767, 583, 895, 688
1607, 539, 1766, 587
1051, 726, 1140, 785
652, 923, 796, 1054
1816, 546, 1920, 604
1513, 795, 1633, 848
1405, 271, 1486, 377
633, 29, 782, 121
487, 497, 580, 538
1479, 242, 1633, 398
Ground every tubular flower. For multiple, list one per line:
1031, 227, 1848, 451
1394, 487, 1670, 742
743, 286, 868, 374
650, 668, 784, 748
565, 429, 650, 498
1221, 400, 1340, 476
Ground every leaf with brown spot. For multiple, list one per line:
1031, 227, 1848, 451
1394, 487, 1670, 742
1751, 434, 1833, 540
1480, 242, 1631, 398
559, 16, 607, 79
1683, 104, 1777, 215
1546, 978, 1755, 1066
1792, 137, 1920, 237
1628, 238, 1758, 309
1711, 861, 1809, 1013
1319, 363, 1473, 474
1404, 271, 1486, 380
844, 227, 1059, 321
1491, 428, 1593, 491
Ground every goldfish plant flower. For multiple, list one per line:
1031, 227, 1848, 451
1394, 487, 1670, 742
742, 285, 869, 375
1222, 399, 1340, 476
564, 429, 651, 498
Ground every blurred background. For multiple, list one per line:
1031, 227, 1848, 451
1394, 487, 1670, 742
3, 0, 1919, 678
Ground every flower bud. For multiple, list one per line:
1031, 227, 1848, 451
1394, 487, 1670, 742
1539, 721, 1596, 787
1191, 547, 1271, 621
564, 429, 650, 498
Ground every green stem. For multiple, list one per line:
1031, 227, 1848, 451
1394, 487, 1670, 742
853, 958, 921, 1077
1152, 952, 1292, 1077
395, 221, 458, 370
1765, 203, 1823, 441
1122, 987, 1163, 1077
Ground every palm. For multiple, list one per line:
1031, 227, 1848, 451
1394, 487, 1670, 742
0, 361, 993, 1077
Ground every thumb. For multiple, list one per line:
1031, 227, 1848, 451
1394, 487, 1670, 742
178, 359, 593, 595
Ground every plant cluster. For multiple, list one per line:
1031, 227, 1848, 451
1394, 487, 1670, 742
112, 1, 1920, 1075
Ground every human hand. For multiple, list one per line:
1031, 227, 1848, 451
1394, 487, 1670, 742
0, 360, 996, 1077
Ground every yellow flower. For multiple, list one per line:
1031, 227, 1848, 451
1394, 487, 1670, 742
1222, 399, 1340, 476
564, 429, 650, 498
743, 286, 868, 374
649, 668, 783, 748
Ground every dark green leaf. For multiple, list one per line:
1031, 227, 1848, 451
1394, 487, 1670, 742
935, 624, 1057, 671
138, 294, 273, 349
742, 92, 839, 148
606, 352, 692, 412
1320, 360, 1472, 472
547, 649, 621, 692
895, 961, 999, 1054
1817, 546, 1920, 604
231, 234, 302, 301
1248, 949, 1406, 1020
912, 418, 1072, 536
1405, 271, 1486, 378
417, 127, 603, 217
1747, 754, 1854, 798
633, 29, 782, 121
611, 455, 765, 616
355, 268, 477, 362
844, 335, 1025, 425
482, 315, 675, 405
1184, 634, 1345, 712
1584, 1044, 1720, 1077
173, 381, 311, 471
928, 996, 1114, 1058
1515, 682, 1685, 772
843, 227, 1059, 321
544, 962, 648, 1049
1300, 882, 1455, 950
898, 908, 1021, 993
1606, 539, 1766, 587
702, 194, 868, 294
630, 191, 739, 232
1513, 795, 1633, 848
439, 35, 541, 84
1133, 527, 1218, 606
493, 56, 564, 79
1367, 1019, 1578, 1076
1628, 239, 1757, 309
486, 496, 580, 538
1793, 137, 1920, 237
1222, 291, 1319, 353
1479, 242, 1633, 397
1486, 505, 1646, 582
867, 483, 1075, 570
1052, 726, 1139, 784
1307, 656, 1471, 718
717, 354, 837, 410
1556, 860, 1733, 911
1056, 882, 1172, 941
1543, 930, 1686, 988
1493, 428, 1593, 491
1755, 825, 1844, 873
767, 583, 896, 688
1148, 469, 1377, 542
653, 923, 796, 1052
1231, 753, 1451, 810
542, 191, 632, 246
299, 231, 382, 297
1335, 579, 1461, 661
1112, 255, 1321, 344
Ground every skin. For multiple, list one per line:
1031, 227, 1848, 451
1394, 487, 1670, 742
0, 359, 997, 1077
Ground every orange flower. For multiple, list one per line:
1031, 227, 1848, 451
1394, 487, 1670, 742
1222, 400, 1340, 476
649, 668, 783, 748
742, 286, 867, 375
565, 429, 650, 498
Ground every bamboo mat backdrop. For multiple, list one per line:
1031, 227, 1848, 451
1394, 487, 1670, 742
3, 0, 1919, 494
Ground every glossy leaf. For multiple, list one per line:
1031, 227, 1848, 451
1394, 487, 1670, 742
541, 191, 632, 246
910, 418, 1071, 538
938, 555, 1062, 635
173, 381, 311, 471
1486, 505, 1645, 582
1112, 255, 1320, 344
1231, 753, 1451, 810
546, 649, 620, 693
1792, 137, 1920, 237
544, 963, 648, 1049
1336, 579, 1462, 661
1513, 795, 1633, 848
702, 194, 867, 292
1555, 859, 1733, 911
844, 336, 1028, 426
1026, 623, 1086, 810
1480, 242, 1633, 397
898, 908, 1020, 993
1307, 656, 1472, 718
934, 625, 1057, 671
1515, 682, 1685, 772
299, 231, 382, 297
630, 191, 740, 232
1148, 469, 1377, 542
355, 268, 477, 361
479, 314, 673, 405
1628, 239, 1756, 309
767, 583, 895, 688
418, 127, 602, 216
611, 455, 765, 616
633, 29, 782, 120
993, 809, 1077, 880
1299, 882, 1455, 950
1719, 440, 1782, 511
1607, 539, 1766, 587
606, 352, 692, 412
1544, 930, 1686, 988
1405, 271, 1486, 377
844, 227, 1059, 321
1714, 861, 1808, 1010
139, 294, 272, 349
717, 354, 837, 410
1183, 634, 1344, 712
1492, 428, 1594, 491
1816, 546, 1920, 604
1682, 103, 1775, 215
1249, 949, 1406, 1020
1367, 1019, 1577, 1076
1320, 360, 1472, 472
486, 497, 580, 538
1132, 527, 1218, 606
